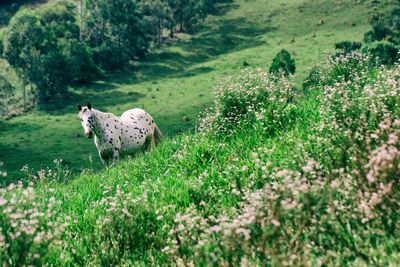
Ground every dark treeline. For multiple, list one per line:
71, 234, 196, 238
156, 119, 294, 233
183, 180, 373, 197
0, 0, 221, 104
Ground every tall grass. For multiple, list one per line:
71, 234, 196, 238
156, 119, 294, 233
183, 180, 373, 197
2, 53, 400, 265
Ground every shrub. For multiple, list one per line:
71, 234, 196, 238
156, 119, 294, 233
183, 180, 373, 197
362, 41, 400, 66
0, 182, 69, 266
317, 53, 400, 170
302, 66, 321, 92
269, 49, 296, 76
163, 53, 400, 266
363, 8, 400, 45
302, 52, 371, 91
334, 40, 362, 56
199, 69, 296, 137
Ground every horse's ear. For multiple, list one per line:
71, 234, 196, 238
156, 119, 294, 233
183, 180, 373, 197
77, 105, 82, 111
87, 103, 92, 110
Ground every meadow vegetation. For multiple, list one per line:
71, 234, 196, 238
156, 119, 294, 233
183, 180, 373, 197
1, 0, 400, 265
2, 51, 400, 265
1, 0, 393, 178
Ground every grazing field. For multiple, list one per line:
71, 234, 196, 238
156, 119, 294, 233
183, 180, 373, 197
0, 0, 392, 180
2, 0, 400, 265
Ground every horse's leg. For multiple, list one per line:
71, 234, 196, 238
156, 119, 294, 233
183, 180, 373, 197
99, 150, 112, 167
112, 148, 120, 164
143, 135, 154, 152
99, 150, 107, 165
150, 135, 156, 151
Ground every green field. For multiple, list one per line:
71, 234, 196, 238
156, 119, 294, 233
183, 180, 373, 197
2, 0, 400, 265
0, 0, 390, 180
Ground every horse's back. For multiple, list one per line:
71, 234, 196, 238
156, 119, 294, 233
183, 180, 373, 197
121, 108, 148, 119
120, 108, 154, 131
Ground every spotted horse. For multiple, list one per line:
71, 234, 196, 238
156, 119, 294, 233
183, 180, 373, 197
78, 103, 163, 165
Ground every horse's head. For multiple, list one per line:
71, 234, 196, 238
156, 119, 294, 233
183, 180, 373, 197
78, 103, 94, 139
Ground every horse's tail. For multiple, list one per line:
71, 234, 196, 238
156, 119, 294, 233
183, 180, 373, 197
153, 124, 163, 146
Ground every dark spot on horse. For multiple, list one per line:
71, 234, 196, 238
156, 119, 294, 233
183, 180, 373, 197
137, 141, 139, 144
109, 140, 112, 144
119, 136, 121, 141
106, 123, 109, 127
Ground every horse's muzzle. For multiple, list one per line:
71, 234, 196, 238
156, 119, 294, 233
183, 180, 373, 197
85, 131, 93, 139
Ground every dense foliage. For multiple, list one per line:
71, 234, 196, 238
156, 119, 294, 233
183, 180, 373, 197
336, 7, 400, 66
269, 49, 296, 76
2, 1, 100, 102
1, 0, 218, 104
0, 75, 14, 117
2, 53, 400, 265
200, 69, 295, 137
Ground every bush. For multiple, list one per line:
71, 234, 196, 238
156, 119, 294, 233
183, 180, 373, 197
302, 66, 321, 92
364, 8, 400, 45
269, 49, 296, 76
302, 52, 371, 91
199, 69, 296, 137
163, 53, 400, 266
0, 183, 69, 266
362, 41, 400, 66
334, 41, 362, 56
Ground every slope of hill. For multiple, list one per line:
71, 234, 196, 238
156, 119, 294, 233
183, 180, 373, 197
1, 0, 394, 180
3, 50, 400, 265
1, 0, 400, 265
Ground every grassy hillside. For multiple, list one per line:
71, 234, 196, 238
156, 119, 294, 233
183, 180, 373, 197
0, 0, 394, 180
2, 0, 400, 265
3, 51, 400, 265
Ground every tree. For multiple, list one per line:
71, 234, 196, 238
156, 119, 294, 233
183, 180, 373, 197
3, 0, 101, 103
2, 9, 43, 105
269, 49, 296, 76
83, 0, 153, 69
167, 0, 208, 32
0, 75, 15, 117
140, 0, 172, 45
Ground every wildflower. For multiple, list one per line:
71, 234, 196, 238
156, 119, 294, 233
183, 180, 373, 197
271, 219, 280, 227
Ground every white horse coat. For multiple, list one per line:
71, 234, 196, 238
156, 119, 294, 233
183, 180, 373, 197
78, 104, 162, 165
